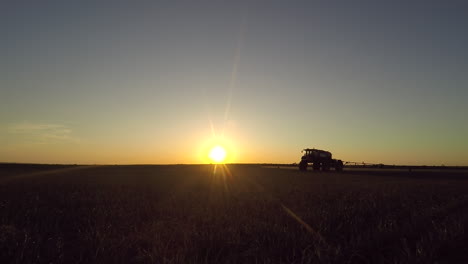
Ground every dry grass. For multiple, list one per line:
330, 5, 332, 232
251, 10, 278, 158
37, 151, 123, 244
1, 164, 468, 263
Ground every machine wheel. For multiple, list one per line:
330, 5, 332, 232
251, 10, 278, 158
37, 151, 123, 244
335, 160, 344, 172
313, 162, 320, 171
322, 163, 330, 171
299, 160, 308, 171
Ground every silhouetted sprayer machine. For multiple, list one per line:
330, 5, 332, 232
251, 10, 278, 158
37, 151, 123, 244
299, 148, 344, 171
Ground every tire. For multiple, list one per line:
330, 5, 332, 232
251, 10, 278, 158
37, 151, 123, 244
313, 162, 320, 171
322, 163, 330, 171
335, 160, 344, 172
299, 160, 307, 171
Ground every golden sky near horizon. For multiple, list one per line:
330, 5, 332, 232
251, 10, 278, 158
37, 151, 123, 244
1, 1, 467, 165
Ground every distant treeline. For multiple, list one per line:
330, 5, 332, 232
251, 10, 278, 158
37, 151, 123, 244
0, 163, 80, 170
1, 162, 467, 171
260, 163, 468, 170
345, 164, 468, 170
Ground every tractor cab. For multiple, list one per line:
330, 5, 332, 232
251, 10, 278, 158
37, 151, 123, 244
302, 148, 332, 160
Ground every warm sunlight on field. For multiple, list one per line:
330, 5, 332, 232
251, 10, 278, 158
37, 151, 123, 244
209, 145, 226, 163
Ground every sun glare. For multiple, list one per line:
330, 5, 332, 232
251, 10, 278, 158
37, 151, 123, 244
209, 145, 227, 163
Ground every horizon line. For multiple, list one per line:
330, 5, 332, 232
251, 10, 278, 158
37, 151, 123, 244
1, 162, 468, 168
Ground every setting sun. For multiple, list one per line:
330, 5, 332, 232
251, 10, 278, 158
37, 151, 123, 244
208, 145, 227, 163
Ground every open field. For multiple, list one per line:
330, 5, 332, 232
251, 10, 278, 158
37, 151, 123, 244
1, 164, 468, 263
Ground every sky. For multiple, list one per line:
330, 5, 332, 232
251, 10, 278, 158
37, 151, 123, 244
1, 0, 467, 165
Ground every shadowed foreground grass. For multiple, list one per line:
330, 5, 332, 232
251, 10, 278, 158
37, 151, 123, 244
1, 164, 468, 263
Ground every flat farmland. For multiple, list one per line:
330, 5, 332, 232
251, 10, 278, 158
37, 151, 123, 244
1, 164, 468, 263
